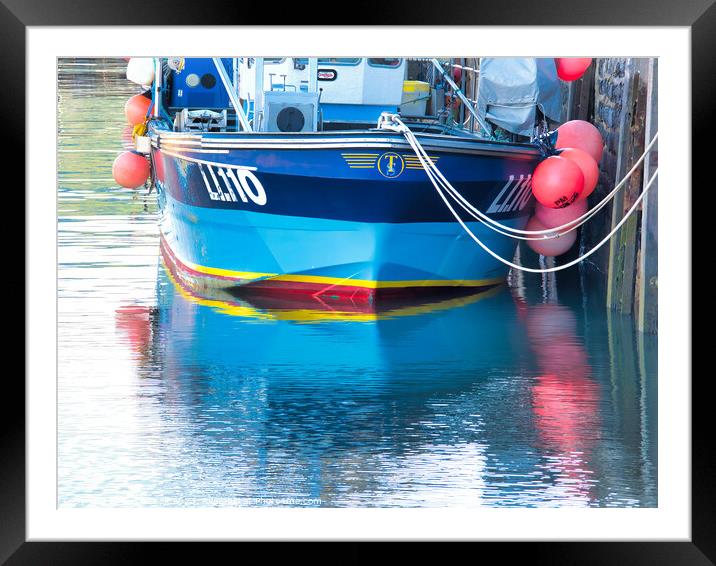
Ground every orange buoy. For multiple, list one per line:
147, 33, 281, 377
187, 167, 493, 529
555, 58, 592, 82
525, 216, 578, 257
535, 198, 588, 229
555, 120, 604, 163
557, 147, 599, 201
124, 93, 151, 126
112, 151, 150, 189
532, 156, 584, 209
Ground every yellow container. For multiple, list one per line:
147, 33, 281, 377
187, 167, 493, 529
402, 80, 431, 94
401, 81, 430, 116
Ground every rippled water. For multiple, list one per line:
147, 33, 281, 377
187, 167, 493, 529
57, 58, 657, 508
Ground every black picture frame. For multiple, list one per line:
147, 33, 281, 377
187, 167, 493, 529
9, 0, 707, 560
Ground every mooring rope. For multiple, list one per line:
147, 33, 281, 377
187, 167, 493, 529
380, 114, 658, 239
423, 127, 657, 240
377, 114, 659, 273
433, 164, 657, 274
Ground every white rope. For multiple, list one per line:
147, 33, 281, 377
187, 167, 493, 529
409, 121, 657, 238
383, 115, 658, 239
423, 128, 657, 238
433, 166, 658, 273
402, 128, 558, 241
377, 114, 659, 274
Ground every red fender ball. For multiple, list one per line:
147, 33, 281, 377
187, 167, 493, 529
532, 156, 584, 209
535, 198, 588, 230
555, 120, 604, 163
557, 147, 599, 201
112, 151, 150, 189
525, 216, 578, 257
555, 58, 592, 82
124, 93, 151, 126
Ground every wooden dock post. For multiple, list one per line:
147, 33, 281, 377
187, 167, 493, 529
636, 59, 658, 334
572, 58, 657, 333
605, 59, 650, 317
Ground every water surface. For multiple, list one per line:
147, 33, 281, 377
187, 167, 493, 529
57, 58, 657, 508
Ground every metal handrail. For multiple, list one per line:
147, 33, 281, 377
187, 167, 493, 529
153, 58, 162, 119
430, 58, 491, 137
213, 57, 252, 132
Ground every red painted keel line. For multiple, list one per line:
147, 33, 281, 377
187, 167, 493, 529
159, 235, 496, 307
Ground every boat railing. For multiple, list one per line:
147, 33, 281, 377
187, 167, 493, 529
153, 56, 489, 137
429, 58, 491, 137
153, 58, 162, 119
212, 57, 252, 132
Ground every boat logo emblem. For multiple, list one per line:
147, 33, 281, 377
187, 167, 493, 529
377, 152, 405, 179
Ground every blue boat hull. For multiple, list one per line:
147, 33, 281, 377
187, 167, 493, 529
150, 127, 541, 301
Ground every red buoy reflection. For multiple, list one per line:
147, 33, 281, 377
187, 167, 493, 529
525, 302, 600, 503
115, 304, 154, 357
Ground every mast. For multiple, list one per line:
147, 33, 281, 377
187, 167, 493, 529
308, 57, 318, 93
254, 57, 265, 129
153, 58, 162, 118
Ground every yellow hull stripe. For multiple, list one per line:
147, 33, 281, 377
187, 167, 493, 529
268, 274, 503, 289
178, 256, 274, 280
164, 261, 504, 323
176, 250, 502, 289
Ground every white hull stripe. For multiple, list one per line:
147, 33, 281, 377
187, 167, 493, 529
158, 149, 257, 170
159, 145, 229, 154
151, 133, 540, 158
153, 139, 538, 158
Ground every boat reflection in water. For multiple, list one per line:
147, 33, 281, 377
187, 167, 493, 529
113, 253, 656, 507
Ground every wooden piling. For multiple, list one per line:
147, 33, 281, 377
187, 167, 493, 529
636, 59, 658, 334
606, 58, 649, 315
573, 57, 657, 333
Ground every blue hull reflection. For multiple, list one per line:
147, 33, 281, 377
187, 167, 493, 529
112, 261, 656, 507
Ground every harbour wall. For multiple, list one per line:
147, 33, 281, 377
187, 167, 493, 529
546, 58, 658, 334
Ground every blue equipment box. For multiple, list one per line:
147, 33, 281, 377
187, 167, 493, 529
168, 58, 233, 110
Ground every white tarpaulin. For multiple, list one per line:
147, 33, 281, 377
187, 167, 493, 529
477, 58, 562, 137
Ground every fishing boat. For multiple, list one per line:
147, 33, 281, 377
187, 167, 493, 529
140, 57, 555, 305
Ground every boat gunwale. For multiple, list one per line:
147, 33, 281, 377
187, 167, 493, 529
149, 125, 542, 159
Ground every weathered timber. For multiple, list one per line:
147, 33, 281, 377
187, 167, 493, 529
566, 58, 658, 333
606, 58, 649, 315
636, 59, 658, 334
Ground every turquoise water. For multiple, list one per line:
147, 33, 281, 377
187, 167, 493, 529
57, 58, 657, 508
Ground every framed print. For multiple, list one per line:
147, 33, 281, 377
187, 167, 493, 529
11, 0, 709, 560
